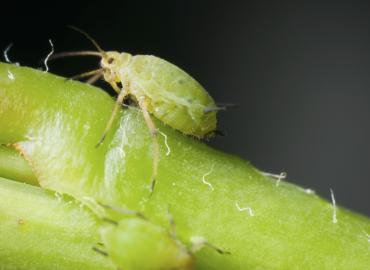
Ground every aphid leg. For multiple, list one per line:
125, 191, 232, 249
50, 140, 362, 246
99, 202, 147, 220
204, 129, 225, 138
189, 236, 230, 255
96, 82, 128, 147
138, 101, 159, 193
102, 217, 119, 225
67, 68, 104, 81
92, 246, 108, 256
85, 72, 103, 84
167, 205, 177, 239
108, 81, 122, 94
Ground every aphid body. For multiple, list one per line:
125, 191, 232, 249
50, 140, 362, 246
52, 27, 219, 192
101, 51, 217, 138
100, 218, 193, 270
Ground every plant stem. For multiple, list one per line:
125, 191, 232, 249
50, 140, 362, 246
0, 62, 369, 269
0, 176, 115, 270
0, 145, 38, 185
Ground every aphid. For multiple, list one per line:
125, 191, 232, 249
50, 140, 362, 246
96, 204, 228, 269
100, 218, 193, 270
52, 26, 221, 192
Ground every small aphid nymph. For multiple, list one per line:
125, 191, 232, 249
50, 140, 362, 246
52, 26, 219, 192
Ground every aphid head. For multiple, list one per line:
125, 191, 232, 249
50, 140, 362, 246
100, 51, 131, 70
51, 26, 133, 84
67, 26, 132, 81
100, 52, 132, 83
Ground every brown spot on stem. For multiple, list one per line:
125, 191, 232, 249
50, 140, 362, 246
17, 219, 25, 225
11, 143, 41, 186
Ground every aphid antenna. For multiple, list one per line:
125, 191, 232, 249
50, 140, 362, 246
49, 26, 106, 61
68, 25, 105, 54
49, 51, 102, 61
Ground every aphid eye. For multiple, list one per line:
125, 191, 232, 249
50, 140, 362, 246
107, 58, 114, 64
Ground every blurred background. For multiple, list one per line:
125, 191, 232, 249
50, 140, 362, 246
1, 1, 369, 215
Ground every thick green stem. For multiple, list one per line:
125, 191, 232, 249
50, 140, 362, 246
0, 62, 369, 269
0, 176, 115, 270
0, 145, 38, 185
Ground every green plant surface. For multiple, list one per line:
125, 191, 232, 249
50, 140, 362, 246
0, 176, 115, 270
0, 62, 369, 269
0, 145, 37, 185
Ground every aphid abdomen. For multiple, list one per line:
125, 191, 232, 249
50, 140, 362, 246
129, 55, 217, 137
153, 98, 216, 138
101, 218, 193, 270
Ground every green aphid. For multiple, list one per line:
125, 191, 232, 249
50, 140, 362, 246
100, 218, 193, 270
52, 26, 219, 192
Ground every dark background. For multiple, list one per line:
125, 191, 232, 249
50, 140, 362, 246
1, 1, 369, 215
